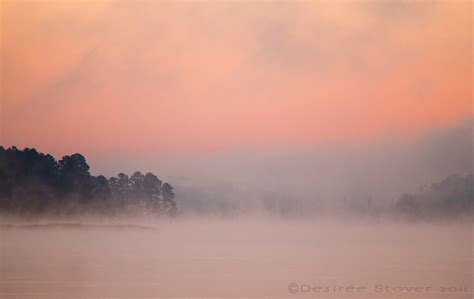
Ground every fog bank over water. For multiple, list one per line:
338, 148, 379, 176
152, 118, 472, 215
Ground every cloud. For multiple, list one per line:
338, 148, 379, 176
1, 1, 471, 155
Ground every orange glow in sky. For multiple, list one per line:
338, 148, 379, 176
1, 1, 472, 156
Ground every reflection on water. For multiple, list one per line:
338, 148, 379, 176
0, 218, 472, 298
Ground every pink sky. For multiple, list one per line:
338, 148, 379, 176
1, 1, 472, 159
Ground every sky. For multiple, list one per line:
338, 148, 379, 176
1, 1, 472, 178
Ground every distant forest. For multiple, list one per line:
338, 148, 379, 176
0, 146, 176, 217
175, 173, 473, 219
395, 173, 473, 219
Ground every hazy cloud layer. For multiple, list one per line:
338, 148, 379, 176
2, 1, 471, 155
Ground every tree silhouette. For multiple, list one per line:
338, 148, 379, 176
58, 153, 93, 200
160, 182, 177, 216
0, 147, 177, 217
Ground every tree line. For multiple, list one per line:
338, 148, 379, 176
395, 173, 473, 219
0, 146, 471, 219
0, 146, 176, 217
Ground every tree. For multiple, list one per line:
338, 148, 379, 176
160, 182, 177, 216
144, 172, 161, 195
58, 153, 93, 200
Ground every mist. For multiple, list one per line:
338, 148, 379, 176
101, 118, 471, 218
0, 119, 472, 298
1, 0, 472, 297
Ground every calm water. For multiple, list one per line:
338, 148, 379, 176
0, 218, 472, 298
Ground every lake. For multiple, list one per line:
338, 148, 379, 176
0, 218, 472, 298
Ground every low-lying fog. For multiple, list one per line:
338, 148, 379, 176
1, 120, 472, 298
95, 118, 473, 217
0, 217, 472, 299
